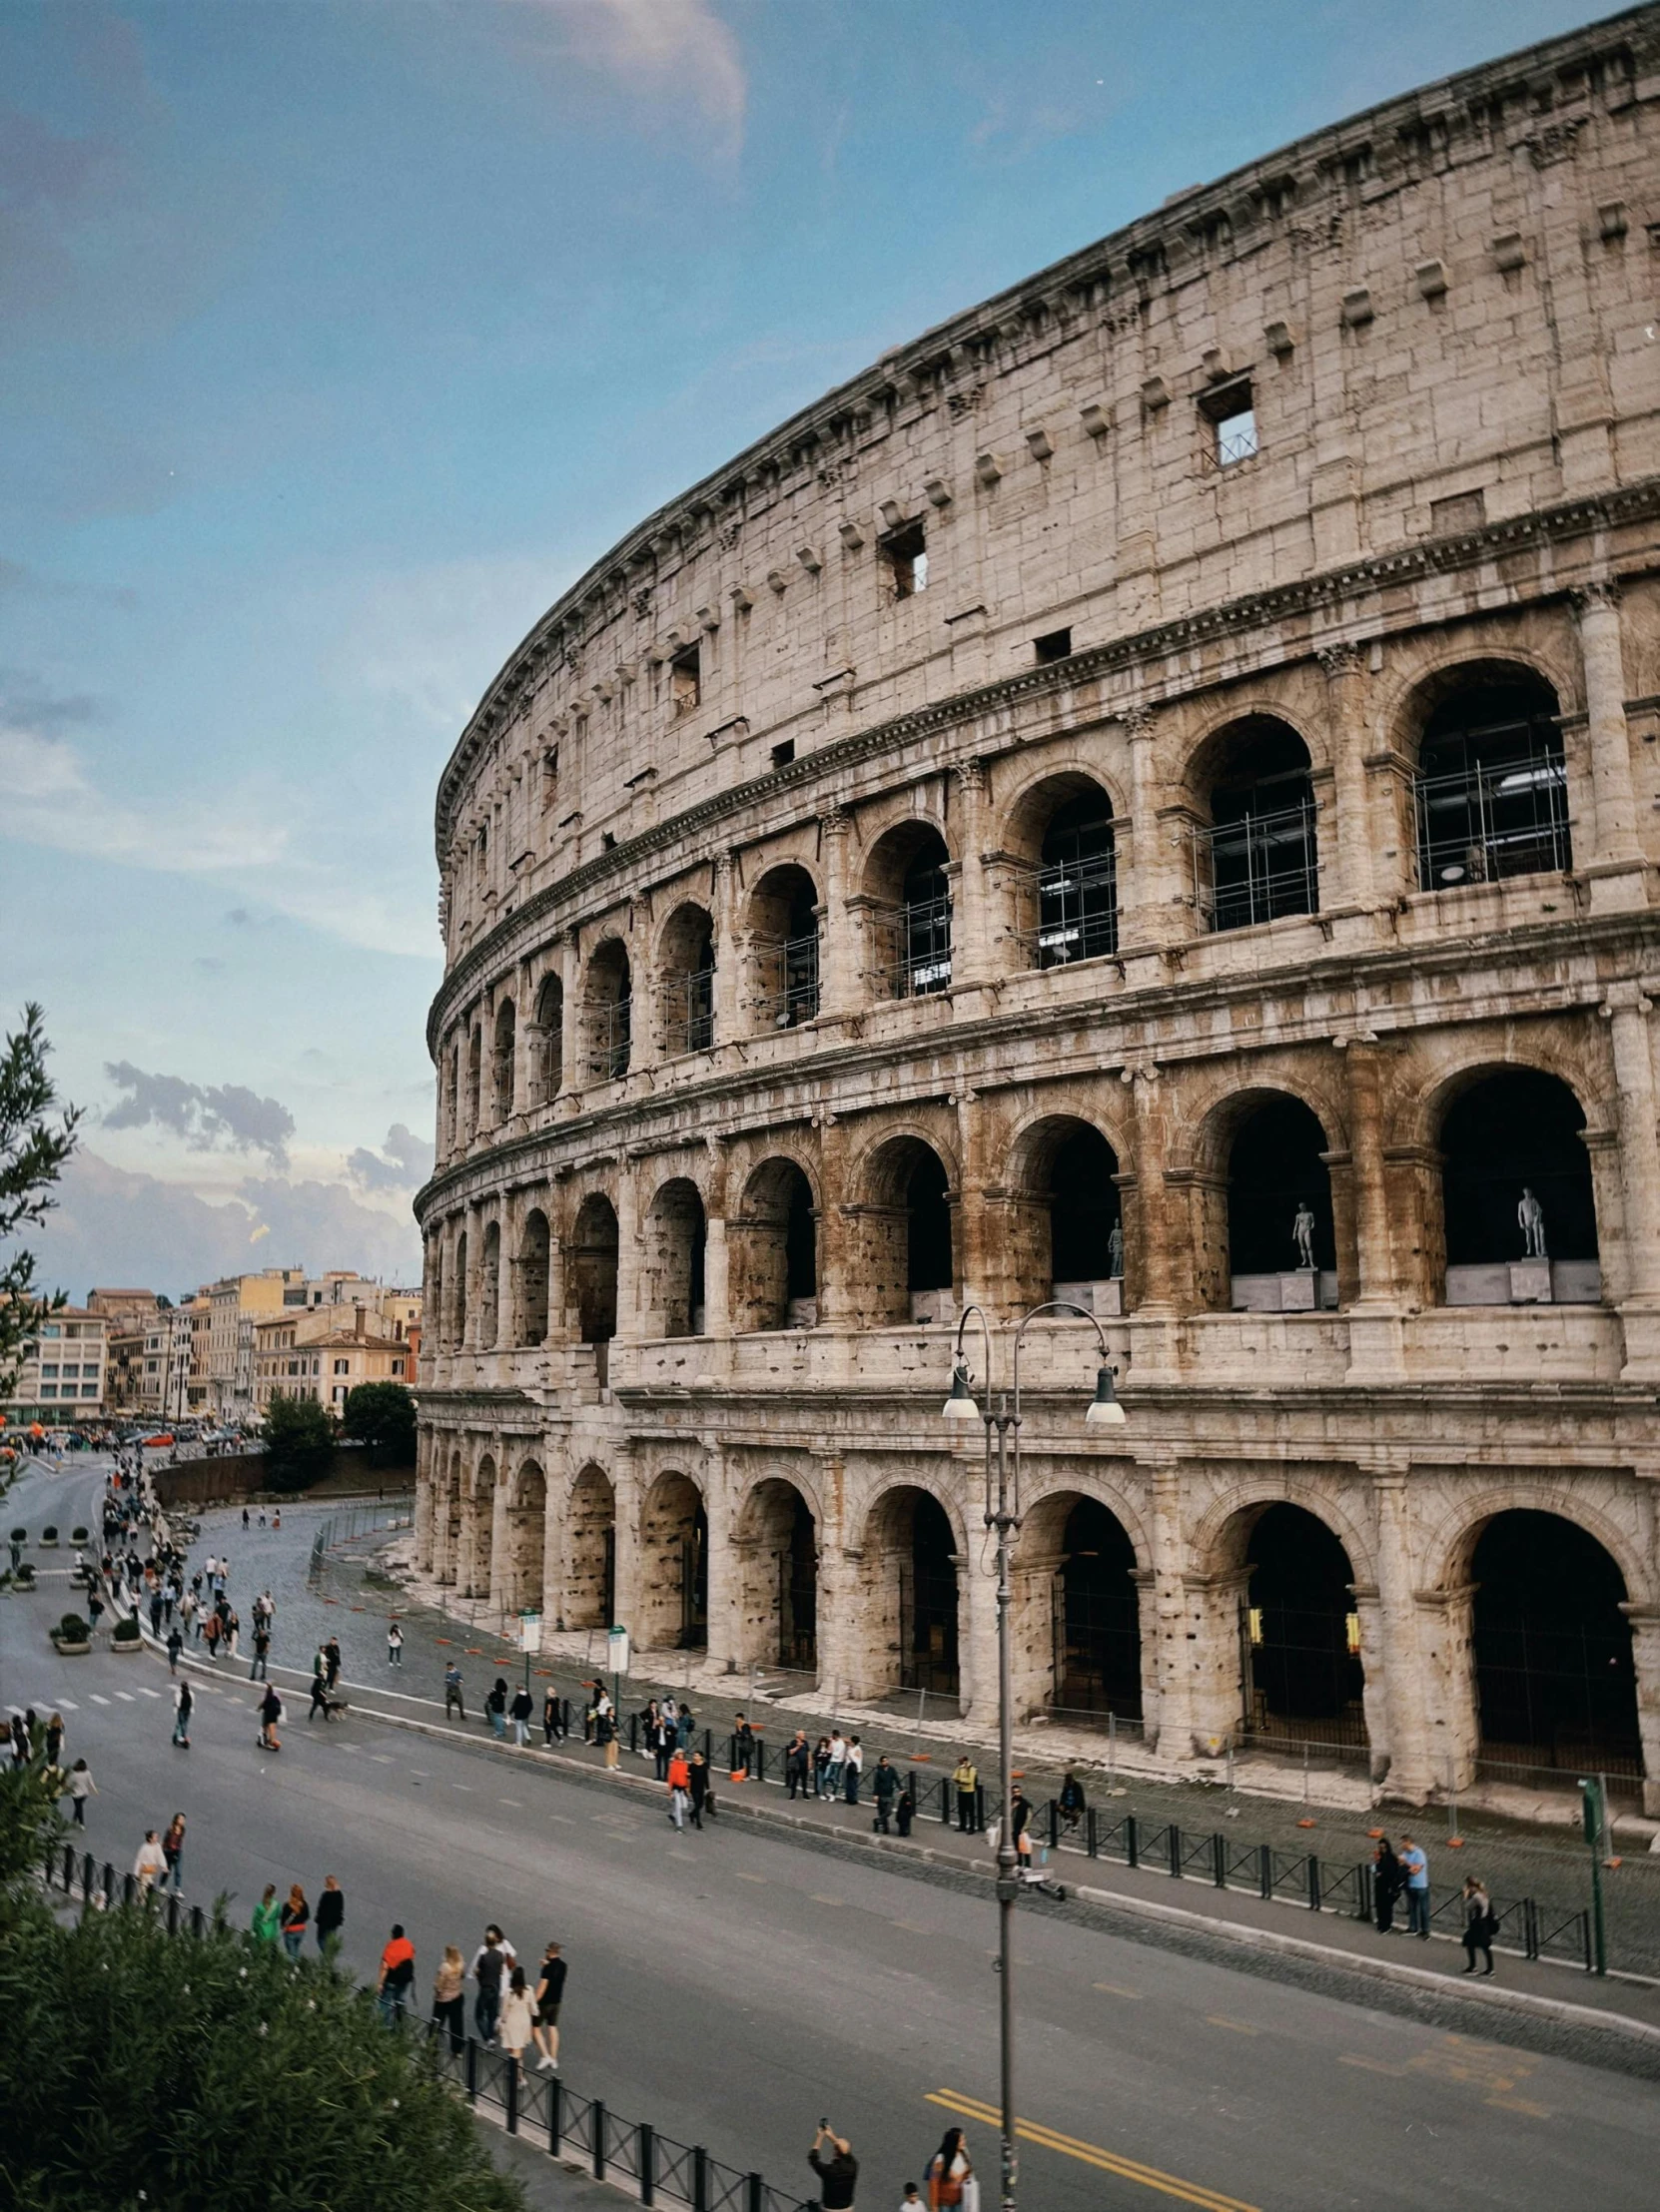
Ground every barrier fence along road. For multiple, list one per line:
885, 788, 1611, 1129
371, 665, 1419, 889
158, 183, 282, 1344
42, 1843, 825, 2212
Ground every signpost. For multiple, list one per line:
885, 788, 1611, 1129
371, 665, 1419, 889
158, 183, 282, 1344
1578, 1776, 1608, 1976
607, 1624, 629, 1716
519, 1610, 540, 1702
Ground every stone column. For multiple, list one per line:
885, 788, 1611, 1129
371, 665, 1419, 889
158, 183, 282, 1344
609, 1442, 642, 1644
712, 852, 742, 1048
702, 1136, 731, 1339
1118, 707, 1166, 955
488, 1451, 511, 1615
949, 762, 993, 993
1573, 582, 1644, 910
414, 1428, 435, 1572
817, 808, 860, 1019
559, 942, 581, 1097
1144, 1455, 1195, 1757
1342, 1039, 1406, 1378
960, 1457, 1001, 1730
544, 1188, 569, 1348
1368, 1469, 1435, 1801
815, 1113, 854, 1326
1603, 989, 1660, 1378
808, 1451, 852, 1700
1413, 1580, 1480, 1797
1622, 1604, 1660, 1820
540, 1451, 564, 1632
615, 1160, 641, 1344
1315, 644, 1374, 909
702, 1445, 738, 1674
953, 1089, 991, 1317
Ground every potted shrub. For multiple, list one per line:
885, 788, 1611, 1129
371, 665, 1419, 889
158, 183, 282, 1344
111, 1614, 143, 1651
52, 1612, 92, 1656
40, 1525, 59, 1548
13, 1562, 36, 1594
71, 1525, 89, 1545
9, 1527, 25, 1550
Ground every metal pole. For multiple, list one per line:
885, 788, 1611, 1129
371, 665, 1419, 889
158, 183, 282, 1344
992, 1403, 1018, 2212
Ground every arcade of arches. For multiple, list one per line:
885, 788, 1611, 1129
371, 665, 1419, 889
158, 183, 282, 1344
414, 1432, 1660, 1812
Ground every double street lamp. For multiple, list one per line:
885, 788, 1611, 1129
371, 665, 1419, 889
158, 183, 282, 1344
940, 1300, 1127, 2212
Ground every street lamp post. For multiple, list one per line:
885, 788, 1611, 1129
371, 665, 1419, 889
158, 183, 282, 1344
941, 1299, 1126, 2212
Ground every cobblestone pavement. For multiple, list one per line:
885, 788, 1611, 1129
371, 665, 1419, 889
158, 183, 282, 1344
174, 1497, 1660, 1981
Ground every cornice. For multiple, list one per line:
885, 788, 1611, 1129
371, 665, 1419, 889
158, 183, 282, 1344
427, 474, 1660, 1051
413, 904, 1660, 1222
433, 6, 1658, 858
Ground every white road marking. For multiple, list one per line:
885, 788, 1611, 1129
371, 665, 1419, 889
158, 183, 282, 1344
89, 1695, 111, 1706
138, 1688, 162, 1699
372, 1754, 395, 1765
56, 1700, 79, 1711
411, 1770, 430, 1778
452, 1784, 473, 1793
114, 1691, 136, 1703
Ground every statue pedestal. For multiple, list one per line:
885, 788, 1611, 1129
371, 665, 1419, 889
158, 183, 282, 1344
1279, 1269, 1317, 1311
1509, 1259, 1553, 1303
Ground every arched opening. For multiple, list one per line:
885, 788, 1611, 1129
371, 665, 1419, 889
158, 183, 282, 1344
492, 1000, 515, 1121
1020, 1119, 1124, 1314
660, 902, 716, 1056
1469, 1510, 1640, 1781
564, 1464, 615, 1630
866, 1487, 959, 1698
1193, 717, 1317, 933
731, 1157, 817, 1331
467, 1456, 496, 1599
748, 864, 820, 1029
1025, 781, 1119, 968
1226, 1096, 1336, 1311
737, 1478, 818, 1673
1413, 669, 1569, 889
1240, 1504, 1366, 1754
533, 975, 564, 1104
1013, 1489, 1143, 1722
466, 1026, 482, 1130
853, 1135, 956, 1325
639, 1472, 707, 1650
516, 1210, 550, 1345
1440, 1070, 1599, 1305
441, 1456, 463, 1583
479, 1220, 502, 1347
505, 1461, 545, 1612
429, 1244, 444, 1351
445, 1042, 460, 1150
866, 823, 952, 999
641, 1178, 708, 1339
583, 941, 631, 1082
451, 1229, 468, 1344
569, 1195, 618, 1382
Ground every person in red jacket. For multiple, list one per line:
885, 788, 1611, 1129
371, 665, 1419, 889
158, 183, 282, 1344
666, 1747, 691, 1831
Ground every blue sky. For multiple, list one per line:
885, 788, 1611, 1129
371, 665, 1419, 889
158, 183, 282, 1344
0, 0, 1612, 1297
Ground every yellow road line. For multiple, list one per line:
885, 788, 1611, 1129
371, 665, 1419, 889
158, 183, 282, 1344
926, 2091, 1261, 2212
1206, 2014, 1260, 2035
1093, 1980, 1143, 1998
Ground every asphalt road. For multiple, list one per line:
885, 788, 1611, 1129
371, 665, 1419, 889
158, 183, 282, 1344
6, 1453, 1660, 2212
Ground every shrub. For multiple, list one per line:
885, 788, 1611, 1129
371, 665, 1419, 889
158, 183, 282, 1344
40, 1526, 57, 1543
55, 1615, 90, 1642
9, 1529, 24, 1545
14, 1564, 35, 1584
263, 1392, 336, 1493
111, 1615, 140, 1642
70, 1526, 88, 1544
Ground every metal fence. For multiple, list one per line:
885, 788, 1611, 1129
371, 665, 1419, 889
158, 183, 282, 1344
40, 1843, 825, 2212
306, 1497, 415, 1588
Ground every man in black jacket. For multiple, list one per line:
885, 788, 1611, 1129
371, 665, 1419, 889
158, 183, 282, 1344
808, 2125, 857, 2209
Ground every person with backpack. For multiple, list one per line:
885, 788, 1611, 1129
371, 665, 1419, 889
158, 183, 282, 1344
485, 1679, 508, 1741
925, 2124, 977, 2210
378, 1924, 416, 2019
471, 1925, 509, 2043
1058, 1768, 1087, 1834
509, 1683, 534, 1746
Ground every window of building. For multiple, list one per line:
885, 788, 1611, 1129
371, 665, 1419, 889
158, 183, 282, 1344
393, 1359, 404, 1376
541, 746, 559, 809
333, 1386, 346, 1405
1034, 627, 1073, 665
882, 520, 928, 599
39, 1384, 57, 1399
334, 1358, 350, 1375
41, 1364, 58, 1378
670, 644, 701, 715
1200, 380, 1258, 468
771, 740, 795, 770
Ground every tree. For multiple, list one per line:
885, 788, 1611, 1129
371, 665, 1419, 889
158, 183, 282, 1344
0, 1764, 522, 2211
262, 1390, 336, 1492
0, 1005, 80, 1407
342, 1379, 416, 1464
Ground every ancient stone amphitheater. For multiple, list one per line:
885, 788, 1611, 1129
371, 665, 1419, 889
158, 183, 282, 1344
415, 7, 1660, 1811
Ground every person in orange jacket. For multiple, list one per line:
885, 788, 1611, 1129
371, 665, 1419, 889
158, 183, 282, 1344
667, 1746, 691, 1830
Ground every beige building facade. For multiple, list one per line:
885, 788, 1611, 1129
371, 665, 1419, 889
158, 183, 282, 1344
252, 1304, 414, 1413
3, 1307, 109, 1422
414, 13, 1660, 1810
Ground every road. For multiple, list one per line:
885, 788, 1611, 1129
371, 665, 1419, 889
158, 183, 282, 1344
5, 1452, 1660, 2212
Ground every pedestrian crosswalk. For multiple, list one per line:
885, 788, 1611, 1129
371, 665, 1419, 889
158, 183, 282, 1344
89, 1694, 111, 1707
138, 1687, 162, 1699
114, 1691, 136, 1703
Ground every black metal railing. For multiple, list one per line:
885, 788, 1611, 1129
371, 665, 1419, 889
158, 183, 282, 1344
751, 934, 820, 1029
1192, 800, 1318, 933
1414, 754, 1570, 891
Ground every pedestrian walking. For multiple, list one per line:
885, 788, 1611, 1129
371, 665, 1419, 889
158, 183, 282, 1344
67, 1759, 96, 1826
843, 1736, 863, 1806
809, 2125, 859, 2211
259, 1683, 284, 1752
649, 1706, 672, 1780
252, 1883, 282, 1945
486, 1679, 508, 1741
732, 1712, 756, 1781
161, 1813, 187, 1893
872, 1754, 899, 1834
444, 1661, 465, 1720
1461, 1877, 1497, 1975
1372, 1837, 1403, 1933
280, 1884, 310, 1960
172, 1679, 194, 1749
895, 1778, 916, 1838
597, 1704, 619, 1771
165, 1622, 184, 1674
785, 1730, 811, 1799
251, 1625, 271, 1682
925, 2124, 978, 2210
1058, 1768, 1087, 1834
204, 1613, 221, 1661
509, 1683, 533, 1746
378, 1924, 416, 2019
224, 1609, 240, 1659
133, 1831, 167, 1891
316, 1874, 346, 1951
1399, 1834, 1431, 1938
532, 1941, 566, 2071
325, 1637, 342, 1691
44, 1712, 64, 1769
387, 1621, 404, 1667
1007, 1784, 1033, 1871
542, 1686, 563, 1745
471, 1927, 508, 2043
498, 1966, 535, 2067
431, 1945, 466, 2050
149, 1591, 164, 1637
667, 1747, 691, 1830
952, 1756, 978, 1833
309, 1668, 333, 1723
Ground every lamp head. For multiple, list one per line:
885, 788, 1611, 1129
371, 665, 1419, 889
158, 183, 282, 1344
1085, 1363, 1127, 1427
941, 1361, 982, 1424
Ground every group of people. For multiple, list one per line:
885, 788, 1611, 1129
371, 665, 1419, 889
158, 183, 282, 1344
1371, 1835, 1500, 1972
5, 1705, 98, 1828
806, 2120, 984, 2211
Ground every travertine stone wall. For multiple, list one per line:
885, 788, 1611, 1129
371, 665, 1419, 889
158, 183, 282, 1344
416, 10, 1660, 1811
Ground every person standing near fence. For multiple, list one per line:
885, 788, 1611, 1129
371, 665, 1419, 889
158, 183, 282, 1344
280, 1884, 310, 1960
378, 1924, 416, 2020
871, 1755, 898, 1834
67, 1759, 96, 1827
532, 1942, 566, 2072
485, 1679, 508, 1741
952, 1755, 978, 1834
161, 1813, 186, 1894
509, 1683, 533, 1746
498, 1966, 535, 2068
1059, 1768, 1087, 1834
316, 1874, 346, 1952
597, 1702, 618, 1771
431, 1945, 466, 2050
809, 2124, 859, 2210
471, 1927, 507, 2044
785, 1730, 811, 1799
252, 1883, 282, 1945
844, 1736, 863, 1806
1372, 1837, 1403, 1934
731, 1712, 756, 1780
251, 1623, 271, 1682
1461, 1877, 1497, 1974
1399, 1835, 1430, 1938
542, 1686, 562, 1745
133, 1831, 167, 1891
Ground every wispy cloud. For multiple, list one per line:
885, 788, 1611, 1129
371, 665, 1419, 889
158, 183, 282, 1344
0, 721, 288, 871
503, 0, 746, 159
348, 1120, 435, 1193
103, 1062, 296, 1168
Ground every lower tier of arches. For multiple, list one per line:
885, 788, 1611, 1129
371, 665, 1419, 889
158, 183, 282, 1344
414, 1421, 1660, 1815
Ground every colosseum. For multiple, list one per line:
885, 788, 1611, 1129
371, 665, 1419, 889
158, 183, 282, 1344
415, 7, 1660, 1815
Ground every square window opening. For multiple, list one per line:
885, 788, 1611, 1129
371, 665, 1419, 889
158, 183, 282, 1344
1201, 380, 1257, 468
883, 521, 929, 600
1034, 627, 1073, 665
771, 739, 795, 770
670, 644, 701, 715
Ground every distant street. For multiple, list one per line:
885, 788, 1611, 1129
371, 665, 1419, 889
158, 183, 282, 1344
6, 1453, 1660, 2212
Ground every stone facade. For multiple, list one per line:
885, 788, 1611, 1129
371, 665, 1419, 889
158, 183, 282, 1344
415, 10, 1660, 1810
